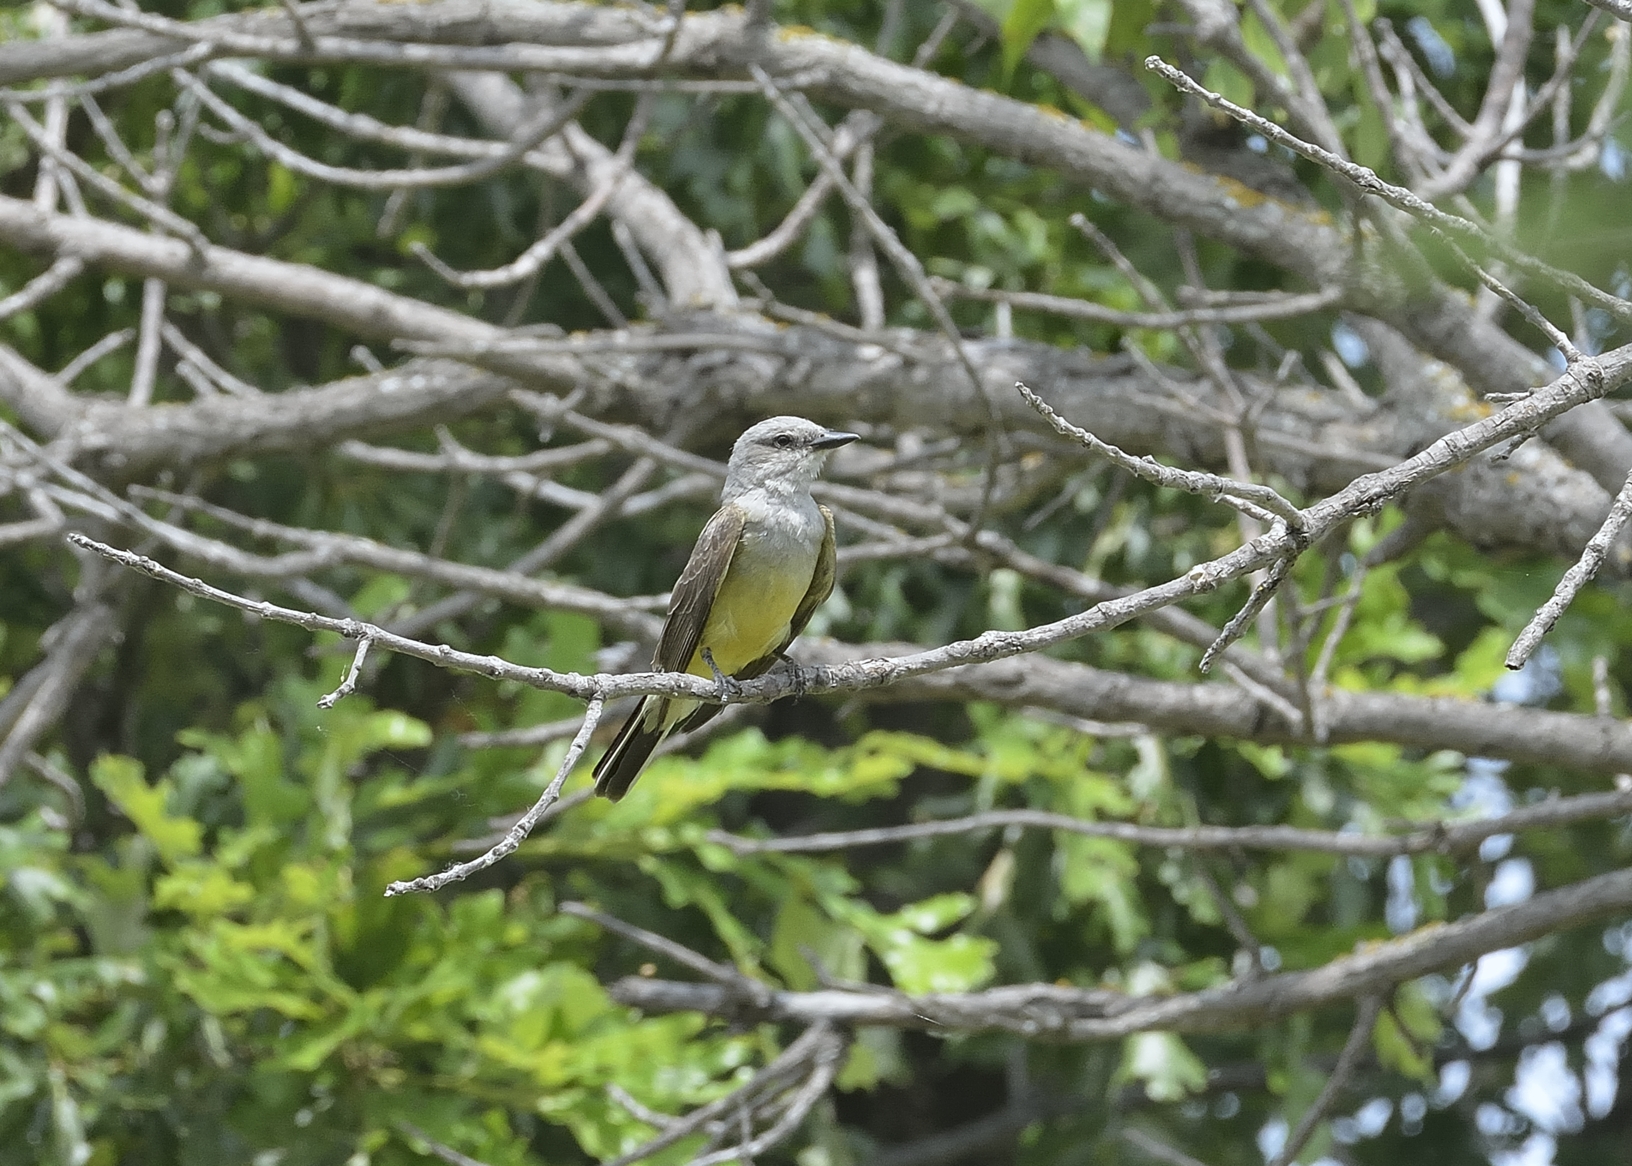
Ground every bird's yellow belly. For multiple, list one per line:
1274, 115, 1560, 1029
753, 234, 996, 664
687, 553, 814, 677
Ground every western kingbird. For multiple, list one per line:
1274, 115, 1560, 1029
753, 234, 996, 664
592, 416, 859, 801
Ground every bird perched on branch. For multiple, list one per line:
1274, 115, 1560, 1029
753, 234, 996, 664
592, 416, 859, 801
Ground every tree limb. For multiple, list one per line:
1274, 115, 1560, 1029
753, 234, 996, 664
609, 865, 1632, 1038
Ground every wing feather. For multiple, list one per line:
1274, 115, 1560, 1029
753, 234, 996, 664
653, 503, 746, 673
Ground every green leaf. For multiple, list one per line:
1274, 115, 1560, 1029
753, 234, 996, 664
877, 932, 999, 994
894, 892, 980, 934
180, 718, 306, 827
836, 1028, 907, 1092
1202, 60, 1256, 111
1331, 564, 1444, 673
1235, 742, 1292, 780
1118, 1031, 1208, 1101
153, 864, 256, 917
645, 859, 766, 974
1373, 984, 1440, 1082
1056, 0, 1112, 61
266, 162, 299, 213
986, 567, 1027, 631
1448, 626, 1511, 696
347, 574, 411, 619
1351, 89, 1391, 172
1055, 834, 1147, 952
1256, 860, 1321, 934
831, 893, 998, 994
500, 611, 603, 725
1240, 12, 1290, 80
1000, 0, 1056, 81
90, 755, 202, 866
1105, 0, 1156, 55
770, 896, 866, 990
300, 701, 432, 851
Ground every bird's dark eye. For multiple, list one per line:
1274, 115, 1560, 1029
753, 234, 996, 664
773, 433, 795, 449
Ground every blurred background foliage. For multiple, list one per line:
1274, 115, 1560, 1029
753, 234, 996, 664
2, 0, 1632, 1163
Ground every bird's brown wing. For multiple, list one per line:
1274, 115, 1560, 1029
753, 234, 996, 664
594, 504, 745, 801
652, 502, 746, 673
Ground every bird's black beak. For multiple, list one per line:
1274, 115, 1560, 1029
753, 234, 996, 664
812, 429, 860, 450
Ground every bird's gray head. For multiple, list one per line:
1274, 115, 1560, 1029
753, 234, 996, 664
722, 416, 859, 500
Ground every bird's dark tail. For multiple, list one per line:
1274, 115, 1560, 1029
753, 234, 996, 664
592, 698, 667, 801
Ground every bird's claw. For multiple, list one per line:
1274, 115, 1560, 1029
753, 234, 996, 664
701, 648, 742, 702
783, 657, 810, 698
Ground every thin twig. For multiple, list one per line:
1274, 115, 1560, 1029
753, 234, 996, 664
275, 0, 316, 50
1376, 19, 1471, 135
450, 790, 595, 853
607, 1084, 679, 1130
78, 92, 152, 193
707, 788, 1632, 859
1143, 55, 1632, 326
609, 864, 1632, 1038
458, 713, 592, 750
316, 636, 373, 708
1201, 552, 1296, 673
1, 44, 220, 105
0, 257, 85, 323
1507, 463, 1632, 668
559, 238, 629, 327
54, 329, 135, 385
383, 696, 604, 895
1191, 855, 1267, 977
1592, 654, 1615, 717
21, 752, 86, 826
413, 95, 653, 288
749, 63, 1010, 528
396, 1122, 489, 1166
128, 278, 167, 407
598, 1024, 840, 1166
160, 322, 259, 395
728, 113, 875, 269
1123, 1128, 1215, 1166
1016, 381, 1302, 526
180, 70, 592, 191
1267, 996, 1383, 1166
936, 279, 1344, 329
688, 1034, 843, 1166
3, 96, 207, 250
559, 900, 770, 1003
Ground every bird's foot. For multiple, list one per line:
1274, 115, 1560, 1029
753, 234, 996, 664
701, 648, 742, 703
782, 656, 810, 698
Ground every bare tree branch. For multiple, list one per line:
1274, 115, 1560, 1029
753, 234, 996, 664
0, 586, 122, 786
1507, 463, 1632, 668
609, 863, 1632, 1038
0, 256, 84, 323
383, 696, 603, 896
1267, 996, 1382, 1166
28, 333, 1632, 795
1581, 0, 1632, 21
7, 0, 1616, 426
709, 787, 1632, 860
0, 206, 1613, 565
